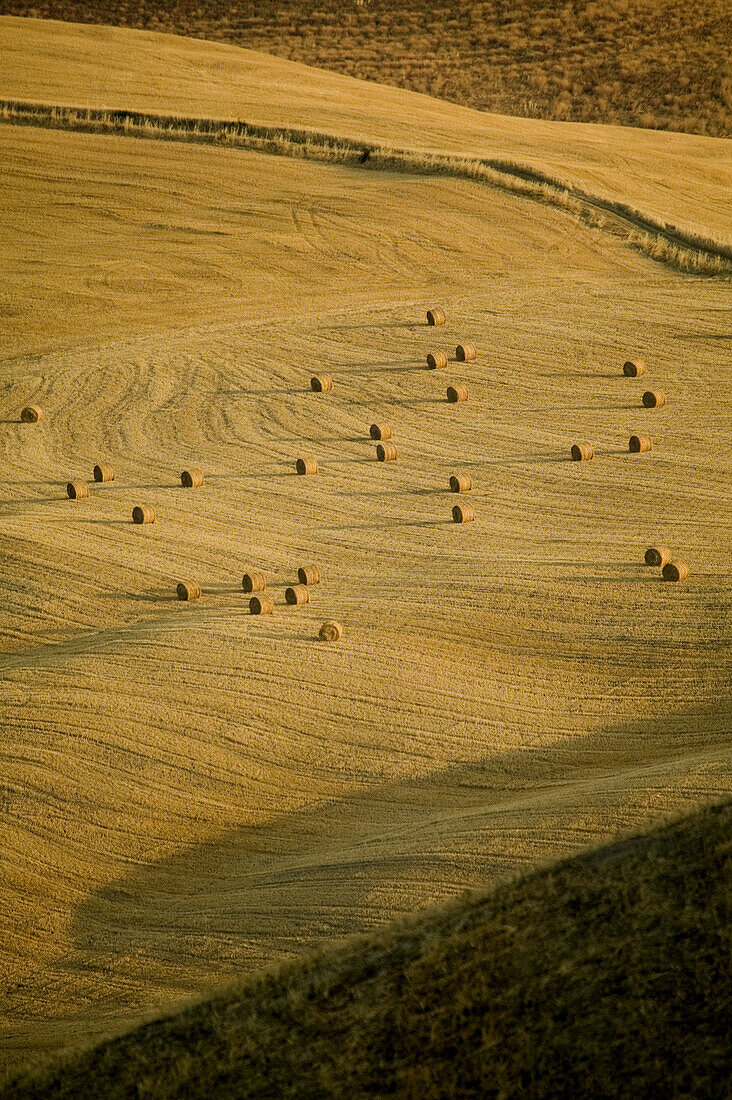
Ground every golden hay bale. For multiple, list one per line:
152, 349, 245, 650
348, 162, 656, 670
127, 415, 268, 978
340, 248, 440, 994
369, 423, 392, 440
447, 384, 468, 403
67, 481, 89, 500
242, 571, 266, 593
93, 463, 115, 483
298, 565, 321, 586
642, 390, 666, 408
132, 505, 155, 524
319, 619, 343, 641
426, 308, 446, 326
623, 359, 646, 377
662, 559, 689, 582
285, 584, 310, 605
296, 457, 318, 475
250, 594, 275, 615
571, 442, 593, 461
181, 468, 204, 488
377, 442, 398, 462
177, 580, 201, 601
426, 351, 448, 370
20, 405, 43, 423
456, 343, 477, 362
311, 375, 333, 393
644, 546, 671, 567
453, 503, 475, 523
629, 434, 652, 453
450, 473, 472, 493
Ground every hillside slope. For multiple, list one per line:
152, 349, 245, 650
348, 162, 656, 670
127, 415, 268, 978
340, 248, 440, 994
1, 0, 729, 137
5, 801, 731, 1098
1, 20, 731, 1075
2, 17, 731, 243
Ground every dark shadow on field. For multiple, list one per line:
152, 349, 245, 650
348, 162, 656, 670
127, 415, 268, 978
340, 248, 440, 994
68, 700, 731, 996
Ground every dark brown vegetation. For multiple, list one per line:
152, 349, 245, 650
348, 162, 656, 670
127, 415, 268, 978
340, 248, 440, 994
5, 801, 729, 1098
2, 0, 729, 136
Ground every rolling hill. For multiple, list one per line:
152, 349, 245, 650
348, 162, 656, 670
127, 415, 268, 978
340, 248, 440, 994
4, 801, 731, 1097
1, 16, 730, 1077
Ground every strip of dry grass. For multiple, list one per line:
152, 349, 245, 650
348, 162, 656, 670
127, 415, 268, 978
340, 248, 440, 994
3, 100, 730, 277
4, 801, 730, 1098
1, 0, 729, 138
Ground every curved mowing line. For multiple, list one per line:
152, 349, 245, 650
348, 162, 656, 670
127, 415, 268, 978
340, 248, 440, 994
2, 98, 730, 277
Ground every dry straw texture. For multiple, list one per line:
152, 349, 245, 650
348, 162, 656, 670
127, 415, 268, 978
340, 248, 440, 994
285, 584, 310, 606
645, 546, 672, 567
181, 468, 204, 487
571, 442, 594, 461
447, 384, 468, 403
663, 560, 689, 582
242, 571, 266, 593
177, 580, 201, 601
426, 308, 446, 326
310, 374, 333, 393
453, 503, 475, 523
629, 434, 652, 453
296, 457, 318, 475
297, 566, 321, 586
450, 474, 472, 493
93, 463, 115, 483
66, 481, 89, 500
376, 442, 398, 462
369, 423, 392, 441
249, 594, 275, 615
623, 359, 646, 377
426, 351, 448, 370
132, 505, 155, 524
319, 619, 343, 642
643, 390, 666, 408
20, 405, 43, 423
456, 343, 477, 362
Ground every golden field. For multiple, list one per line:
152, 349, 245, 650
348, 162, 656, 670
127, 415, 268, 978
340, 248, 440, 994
0, 17, 730, 1077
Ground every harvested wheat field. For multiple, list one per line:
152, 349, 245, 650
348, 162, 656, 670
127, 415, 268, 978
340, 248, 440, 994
0, 16, 731, 1084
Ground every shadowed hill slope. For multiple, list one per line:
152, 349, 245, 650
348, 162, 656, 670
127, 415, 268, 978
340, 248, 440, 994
4, 800, 731, 1099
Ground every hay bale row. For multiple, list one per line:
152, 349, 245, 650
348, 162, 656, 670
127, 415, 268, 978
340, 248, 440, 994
645, 546, 688, 581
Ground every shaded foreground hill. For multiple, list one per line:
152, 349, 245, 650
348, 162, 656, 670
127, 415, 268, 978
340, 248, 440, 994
6, 801, 730, 1099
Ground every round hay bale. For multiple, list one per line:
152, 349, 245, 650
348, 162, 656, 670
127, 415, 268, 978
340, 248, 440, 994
20, 405, 43, 423
296, 457, 318, 475
93, 463, 115, 483
571, 442, 593, 461
447, 384, 468, 403
426, 351, 448, 370
426, 308, 446, 326
456, 343, 476, 362
311, 375, 333, 393
376, 442, 398, 462
642, 390, 666, 408
369, 423, 392, 440
298, 565, 321, 586
453, 503, 475, 523
250, 594, 275, 615
319, 619, 343, 642
629, 434, 652, 453
623, 359, 646, 377
242, 571, 266, 593
285, 584, 310, 605
132, 505, 155, 524
67, 481, 89, 500
177, 580, 201, 601
662, 560, 689, 582
644, 546, 671, 567
181, 468, 204, 488
449, 473, 472, 493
